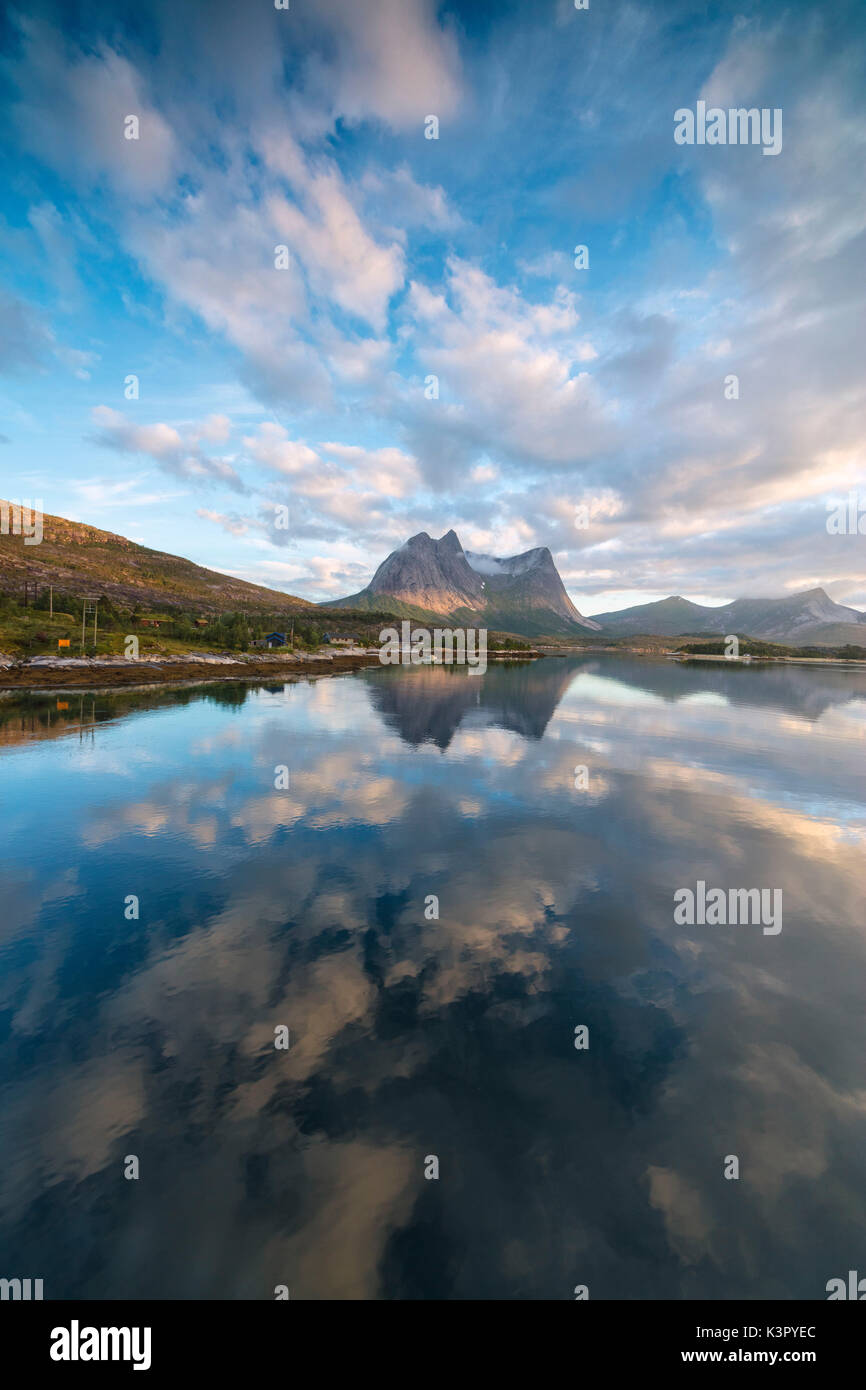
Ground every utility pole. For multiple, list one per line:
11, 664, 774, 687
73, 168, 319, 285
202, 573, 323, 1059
81, 597, 99, 655
290, 618, 294, 651
49, 585, 53, 618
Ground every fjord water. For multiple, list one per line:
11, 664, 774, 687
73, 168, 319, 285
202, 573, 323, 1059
1, 656, 864, 1300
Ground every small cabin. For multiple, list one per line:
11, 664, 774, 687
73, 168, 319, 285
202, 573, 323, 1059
194, 618, 208, 628
264, 632, 287, 648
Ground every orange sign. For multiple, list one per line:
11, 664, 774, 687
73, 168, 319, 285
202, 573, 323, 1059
58, 639, 70, 648
56, 701, 69, 711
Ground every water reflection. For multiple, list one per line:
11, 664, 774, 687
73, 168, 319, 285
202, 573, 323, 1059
0, 657, 864, 1298
365, 659, 578, 747
364, 654, 866, 749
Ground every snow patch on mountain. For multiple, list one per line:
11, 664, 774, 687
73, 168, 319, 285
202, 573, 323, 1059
465, 549, 543, 577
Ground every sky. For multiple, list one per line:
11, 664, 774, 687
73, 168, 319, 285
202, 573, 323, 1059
1, 0, 865, 616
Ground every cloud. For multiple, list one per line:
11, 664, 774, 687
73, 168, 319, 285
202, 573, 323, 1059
240, 422, 424, 548
400, 258, 613, 483
117, 129, 406, 410
196, 508, 254, 537
243, 423, 321, 479
300, 0, 462, 130
0, 290, 98, 380
361, 165, 464, 234
91, 406, 248, 492
2, 0, 865, 609
72, 474, 187, 510
0, 292, 52, 373
320, 443, 420, 498
11, 19, 177, 196
263, 139, 406, 331
192, 414, 232, 445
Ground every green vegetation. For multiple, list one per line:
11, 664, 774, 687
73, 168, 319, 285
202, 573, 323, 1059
677, 635, 866, 660
323, 591, 460, 625
0, 590, 401, 659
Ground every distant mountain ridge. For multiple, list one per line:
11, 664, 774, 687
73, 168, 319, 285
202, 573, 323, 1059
329, 529, 601, 637
591, 588, 866, 646
329, 527, 865, 646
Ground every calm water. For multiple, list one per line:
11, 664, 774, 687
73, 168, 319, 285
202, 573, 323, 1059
1, 656, 865, 1300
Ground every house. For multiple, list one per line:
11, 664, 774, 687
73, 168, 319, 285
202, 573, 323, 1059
194, 618, 208, 628
264, 632, 287, 648
139, 619, 160, 628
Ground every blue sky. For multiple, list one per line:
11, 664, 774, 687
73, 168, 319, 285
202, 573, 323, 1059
1, 0, 864, 614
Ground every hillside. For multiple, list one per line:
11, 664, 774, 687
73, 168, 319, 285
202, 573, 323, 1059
0, 504, 313, 614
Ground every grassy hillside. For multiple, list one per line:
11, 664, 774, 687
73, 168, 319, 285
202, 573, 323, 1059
0, 595, 408, 660
322, 590, 463, 625
0, 505, 414, 658
0, 505, 315, 615
450, 601, 590, 638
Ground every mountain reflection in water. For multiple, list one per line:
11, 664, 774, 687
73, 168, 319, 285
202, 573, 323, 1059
0, 655, 864, 1299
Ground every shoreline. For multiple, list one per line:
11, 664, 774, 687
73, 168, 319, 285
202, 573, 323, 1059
0, 651, 383, 691
0, 647, 543, 691
673, 652, 866, 668
3, 645, 864, 691
540, 645, 866, 668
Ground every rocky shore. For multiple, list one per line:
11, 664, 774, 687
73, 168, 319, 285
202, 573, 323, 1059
0, 650, 382, 690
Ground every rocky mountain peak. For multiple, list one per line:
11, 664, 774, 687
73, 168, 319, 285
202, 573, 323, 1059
342, 528, 599, 634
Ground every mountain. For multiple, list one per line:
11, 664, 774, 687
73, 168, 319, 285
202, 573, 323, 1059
330, 529, 600, 637
722, 590, 866, 645
0, 504, 314, 615
7, 504, 860, 646
357, 528, 483, 614
592, 588, 866, 646
463, 545, 600, 635
590, 595, 712, 638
